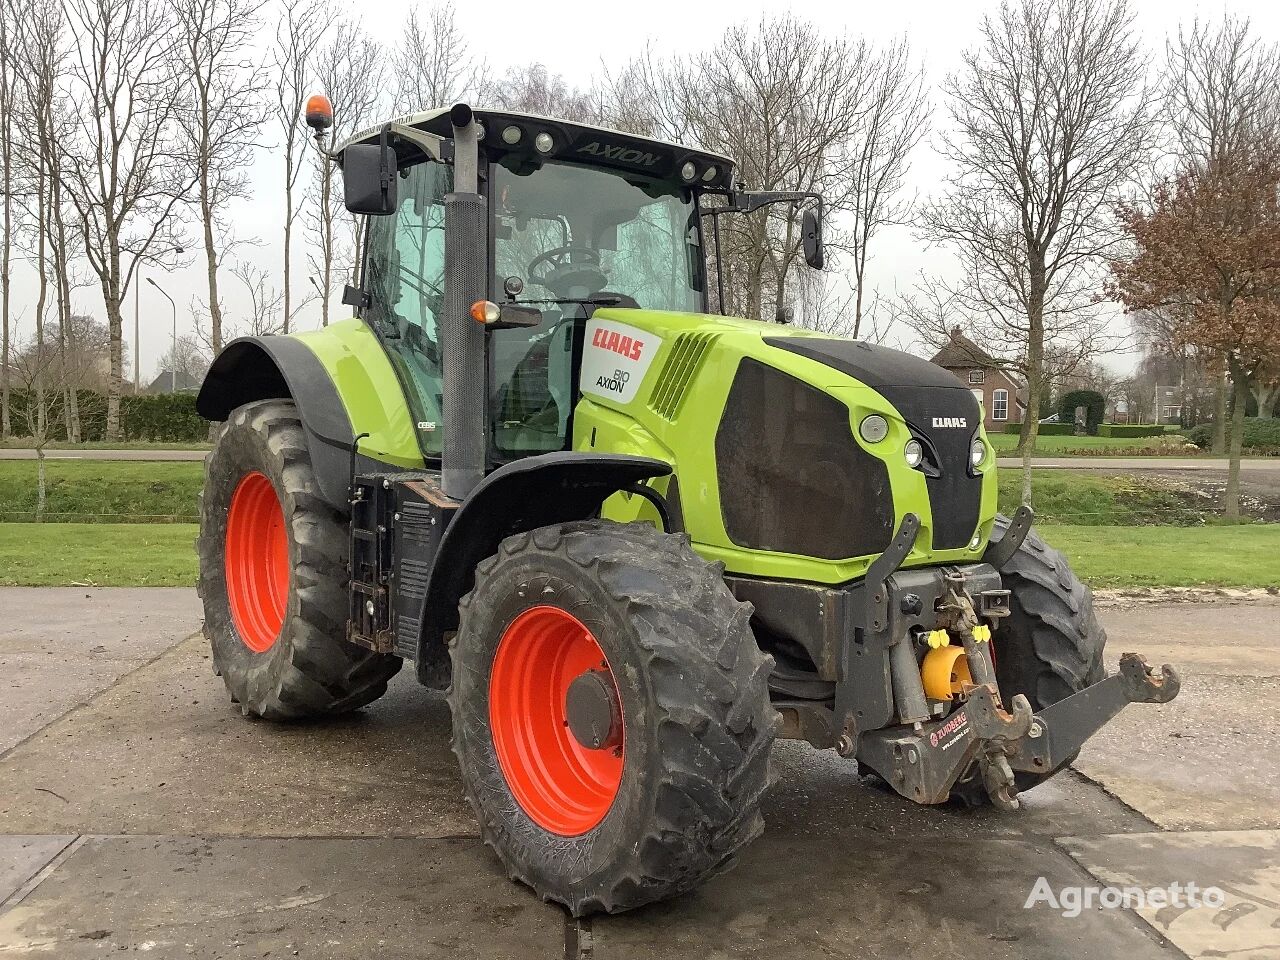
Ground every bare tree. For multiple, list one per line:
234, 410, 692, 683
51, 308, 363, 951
902, 0, 1155, 506
487, 63, 597, 122
271, 0, 331, 333
306, 22, 386, 326
59, 0, 190, 438
156, 332, 210, 388
172, 0, 269, 359
602, 17, 926, 335
392, 1, 473, 113
0, 0, 13, 438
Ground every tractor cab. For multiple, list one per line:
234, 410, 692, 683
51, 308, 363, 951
331, 105, 822, 475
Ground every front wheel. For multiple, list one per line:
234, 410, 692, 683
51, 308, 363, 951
447, 520, 778, 916
197, 399, 401, 719
953, 515, 1106, 804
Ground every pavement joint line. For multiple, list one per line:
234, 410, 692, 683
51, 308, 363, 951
0, 835, 83, 913
0, 630, 204, 765
1063, 767, 1163, 832
1047, 835, 1189, 959
564, 915, 592, 960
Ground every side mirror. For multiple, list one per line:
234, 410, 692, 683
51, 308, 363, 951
802, 207, 825, 270
342, 143, 398, 215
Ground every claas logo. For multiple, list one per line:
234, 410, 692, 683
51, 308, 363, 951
592, 327, 645, 361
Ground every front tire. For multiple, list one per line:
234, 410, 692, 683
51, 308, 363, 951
197, 399, 401, 719
953, 515, 1106, 803
447, 520, 777, 915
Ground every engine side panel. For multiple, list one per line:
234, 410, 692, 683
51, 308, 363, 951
572, 309, 999, 586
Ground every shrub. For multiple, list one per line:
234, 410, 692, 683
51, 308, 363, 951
1058, 390, 1106, 435
1098, 424, 1165, 438
5, 389, 205, 443
1003, 422, 1073, 435
1186, 419, 1280, 452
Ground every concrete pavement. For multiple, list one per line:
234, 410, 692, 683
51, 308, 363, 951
1, 588, 1276, 959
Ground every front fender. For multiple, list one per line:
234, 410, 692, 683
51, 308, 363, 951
415, 452, 672, 684
197, 336, 357, 511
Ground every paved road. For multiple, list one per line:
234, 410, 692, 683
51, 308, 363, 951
0, 588, 1276, 959
995, 455, 1280, 471
0, 448, 207, 461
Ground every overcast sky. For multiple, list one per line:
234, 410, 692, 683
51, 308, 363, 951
12, 0, 1280, 383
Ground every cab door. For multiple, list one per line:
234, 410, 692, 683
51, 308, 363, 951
363, 160, 454, 459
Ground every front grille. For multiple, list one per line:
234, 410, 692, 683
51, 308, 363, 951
714, 359, 895, 561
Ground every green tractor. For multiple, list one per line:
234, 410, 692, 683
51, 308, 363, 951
195, 101, 1179, 915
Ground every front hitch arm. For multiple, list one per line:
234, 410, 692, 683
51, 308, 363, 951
1007, 653, 1181, 775
856, 653, 1180, 806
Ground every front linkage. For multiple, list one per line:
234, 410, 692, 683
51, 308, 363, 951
853, 508, 1181, 810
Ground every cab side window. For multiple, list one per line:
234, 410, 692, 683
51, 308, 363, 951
365, 161, 452, 457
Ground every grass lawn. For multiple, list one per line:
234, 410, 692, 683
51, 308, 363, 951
989, 432, 1202, 456
0, 523, 199, 586
995, 469, 1203, 524
0, 439, 211, 450
0, 459, 202, 522
1, 521, 1275, 590
1040, 525, 1280, 588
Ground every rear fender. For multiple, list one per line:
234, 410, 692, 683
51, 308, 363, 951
197, 336, 356, 511
415, 452, 672, 685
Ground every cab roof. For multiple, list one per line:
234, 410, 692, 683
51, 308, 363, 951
339, 106, 737, 191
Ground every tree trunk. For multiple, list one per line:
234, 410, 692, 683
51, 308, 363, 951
1212, 364, 1227, 454
1018, 262, 1047, 508
1224, 362, 1248, 520
282, 168, 293, 334
0, 18, 9, 442
104, 247, 124, 440
35, 446, 46, 522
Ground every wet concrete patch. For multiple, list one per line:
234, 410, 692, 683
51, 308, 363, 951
591, 832, 1172, 960
0, 835, 562, 958
1060, 830, 1280, 960
0, 837, 75, 905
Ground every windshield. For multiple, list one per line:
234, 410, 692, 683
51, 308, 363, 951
492, 157, 703, 311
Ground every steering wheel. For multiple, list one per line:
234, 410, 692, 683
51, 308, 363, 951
527, 245, 607, 297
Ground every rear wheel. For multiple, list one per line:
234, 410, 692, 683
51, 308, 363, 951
448, 520, 777, 915
197, 399, 401, 719
953, 514, 1106, 803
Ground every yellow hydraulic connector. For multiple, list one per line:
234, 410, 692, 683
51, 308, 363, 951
921, 645, 974, 701
973, 624, 992, 643
925, 629, 950, 649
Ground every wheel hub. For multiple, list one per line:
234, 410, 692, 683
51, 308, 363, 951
565, 670, 623, 751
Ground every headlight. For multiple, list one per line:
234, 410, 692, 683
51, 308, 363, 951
534, 132, 554, 154
904, 439, 923, 469
680, 161, 697, 181
970, 438, 986, 468
859, 415, 888, 443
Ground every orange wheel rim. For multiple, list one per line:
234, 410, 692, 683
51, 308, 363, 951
224, 472, 289, 653
489, 606, 625, 836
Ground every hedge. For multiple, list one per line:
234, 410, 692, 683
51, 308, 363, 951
1188, 418, 1280, 452
1059, 390, 1106, 435
4, 389, 207, 442
1098, 424, 1165, 438
1004, 422, 1074, 435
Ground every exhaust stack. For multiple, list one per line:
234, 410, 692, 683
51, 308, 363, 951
441, 102, 487, 500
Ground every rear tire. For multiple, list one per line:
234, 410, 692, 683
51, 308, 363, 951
953, 514, 1106, 803
197, 399, 401, 720
447, 520, 778, 915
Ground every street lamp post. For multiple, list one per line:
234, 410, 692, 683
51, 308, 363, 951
136, 246, 182, 392
146, 278, 177, 393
